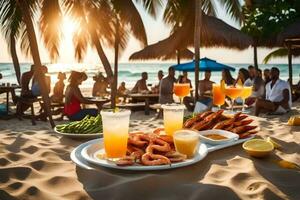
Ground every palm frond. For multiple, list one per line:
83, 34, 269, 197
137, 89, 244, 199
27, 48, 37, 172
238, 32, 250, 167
202, 0, 217, 17
135, 0, 162, 18
114, 0, 147, 46
39, 0, 63, 62
219, 0, 243, 24
263, 48, 288, 64
19, 24, 31, 58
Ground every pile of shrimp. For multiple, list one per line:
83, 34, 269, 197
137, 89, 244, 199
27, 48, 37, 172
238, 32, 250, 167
184, 110, 257, 139
116, 129, 186, 166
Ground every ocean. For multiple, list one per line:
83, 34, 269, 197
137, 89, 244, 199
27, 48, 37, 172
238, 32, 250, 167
0, 63, 300, 89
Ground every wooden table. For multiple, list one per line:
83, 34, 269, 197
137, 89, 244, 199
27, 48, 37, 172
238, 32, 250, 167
86, 97, 110, 111
0, 85, 20, 116
128, 93, 159, 115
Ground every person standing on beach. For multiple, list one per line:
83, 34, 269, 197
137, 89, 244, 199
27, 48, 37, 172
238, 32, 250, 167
152, 70, 164, 93
131, 72, 149, 93
159, 67, 176, 104
255, 67, 291, 116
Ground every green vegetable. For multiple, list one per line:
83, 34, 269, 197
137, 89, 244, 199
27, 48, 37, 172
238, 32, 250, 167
55, 114, 103, 134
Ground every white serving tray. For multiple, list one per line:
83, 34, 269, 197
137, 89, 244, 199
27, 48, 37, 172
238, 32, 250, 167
80, 138, 208, 171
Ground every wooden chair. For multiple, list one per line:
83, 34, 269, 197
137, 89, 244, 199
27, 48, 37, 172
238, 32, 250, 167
17, 97, 41, 125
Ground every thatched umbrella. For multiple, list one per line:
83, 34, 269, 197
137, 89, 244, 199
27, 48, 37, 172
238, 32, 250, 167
130, 47, 194, 64
130, 13, 252, 61
275, 21, 300, 85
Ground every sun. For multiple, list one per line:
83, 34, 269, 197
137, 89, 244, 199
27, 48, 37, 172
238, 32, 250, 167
62, 16, 78, 37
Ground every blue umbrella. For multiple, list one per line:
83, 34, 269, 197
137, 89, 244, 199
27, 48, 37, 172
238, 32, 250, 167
172, 57, 235, 72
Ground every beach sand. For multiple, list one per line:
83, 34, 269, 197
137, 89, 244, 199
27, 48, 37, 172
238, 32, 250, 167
0, 101, 300, 199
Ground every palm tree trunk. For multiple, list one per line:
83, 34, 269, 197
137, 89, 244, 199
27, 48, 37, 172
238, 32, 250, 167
111, 17, 120, 109
18, 0, 55, 128
194, 0, 201, 101
177, 50, 181, 65
89, 28, 113, 79
10, 35, 21, 84
287, 43, 292, 86
253, 45, 258, 68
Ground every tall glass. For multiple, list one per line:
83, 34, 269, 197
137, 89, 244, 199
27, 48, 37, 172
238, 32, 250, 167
100, 109, 131, 159
225, 85, 243, 113
240, 86, 252, 112
213, 84, 225, 110
162, 104, 185, 136
173, 83, 190, 104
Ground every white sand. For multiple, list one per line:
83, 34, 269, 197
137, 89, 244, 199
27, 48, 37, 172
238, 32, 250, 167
0, 96, 300, 199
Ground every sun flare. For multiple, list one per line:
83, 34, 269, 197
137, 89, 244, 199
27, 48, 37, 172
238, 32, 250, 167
62, 16, 78, 37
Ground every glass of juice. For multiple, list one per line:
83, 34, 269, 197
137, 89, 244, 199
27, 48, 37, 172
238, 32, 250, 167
225, 85, 243, 113
173, 130, 199, 158
161, 104, 185, 136
240, 86, 252, 112
173, 83, 190, 104
100, 109, 131, 159
212, 84, 225, 110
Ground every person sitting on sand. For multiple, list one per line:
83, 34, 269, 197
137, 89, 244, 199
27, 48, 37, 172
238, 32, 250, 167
222, 69, 235, 85
92, 72, 109, 97
131, 72, 149, 94
51, 72, 66, 103
255, 67, 291, 116
263, 69, 271, 84
152, 70, 164, 93
183, 70, 214, 111
159, 67, 176, 104
64, 71, 101, 121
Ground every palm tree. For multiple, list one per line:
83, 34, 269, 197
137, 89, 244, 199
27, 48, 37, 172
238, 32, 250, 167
0, 0, 28, 84
15, 0, 55, 127
57, 0, 160, 107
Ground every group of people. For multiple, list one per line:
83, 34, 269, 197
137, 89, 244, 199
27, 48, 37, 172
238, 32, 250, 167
1, 63, 296, 121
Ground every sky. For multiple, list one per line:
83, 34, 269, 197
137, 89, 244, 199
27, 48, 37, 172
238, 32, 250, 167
0, 1, 298, 65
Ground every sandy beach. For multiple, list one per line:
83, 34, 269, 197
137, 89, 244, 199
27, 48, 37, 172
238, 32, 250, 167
0, 103, 300, 200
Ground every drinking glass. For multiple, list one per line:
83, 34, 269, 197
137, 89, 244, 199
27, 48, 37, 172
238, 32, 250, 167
225, 85, 243, 113
212, 84, 225, 110
100, 109, 131, 159
240, 86, 252, 112
173, 83, 190, 104
161, 104, 185, 136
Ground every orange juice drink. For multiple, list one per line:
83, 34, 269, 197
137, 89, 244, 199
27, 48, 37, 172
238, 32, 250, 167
225, 86, 243, 99
213, 84, 225, 107
173, 130, 199, 158
240, 86, 252, 100
162, 104, 185, 136
174, 83, 190, 98
101, 109, 131, 159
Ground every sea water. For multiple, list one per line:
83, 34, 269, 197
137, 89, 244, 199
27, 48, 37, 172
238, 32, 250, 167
0, 62, 300, 89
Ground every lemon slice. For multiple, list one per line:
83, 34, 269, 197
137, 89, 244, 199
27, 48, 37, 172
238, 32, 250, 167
243, 139, 274, 158
266, 137, 282, 149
